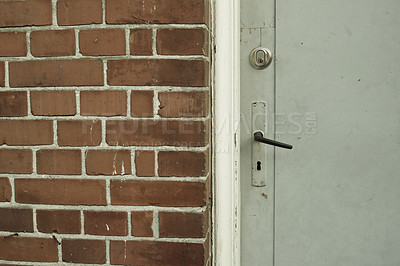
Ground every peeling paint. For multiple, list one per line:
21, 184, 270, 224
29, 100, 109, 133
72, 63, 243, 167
121, 161, 125, 175
112, 153, 118, 175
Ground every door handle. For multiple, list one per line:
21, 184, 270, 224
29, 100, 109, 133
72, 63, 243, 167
254, 131, 293, 149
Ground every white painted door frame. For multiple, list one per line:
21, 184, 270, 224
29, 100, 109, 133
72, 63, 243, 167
213, 0, 241, 264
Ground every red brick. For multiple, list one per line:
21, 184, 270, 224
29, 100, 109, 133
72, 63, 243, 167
0, 264, 31, 266
106, 0, 207, 24
131, 90, 153, 117
135, 150, 155, 177
158, 91, 209, 117
111, 180, 207, 207
130, 29, 152, 55
0, 62, 4, 86
58, 120, 102, 146
106, 120, 208, 147
62, 239, 106, 264
159, 212, 207, 238
131, 211, 153, 237
30, 30, 75, 57
80, 91, 126, 116
159, 151, 208, 177
0, 149, 32, 174
0, 91, 28, 116
0, 32, 27, 57
110, 241, 205, 265
80, 29, 125, 56
84, 211, 128, 236
37, 149, 81, 175
108, 59, 208, 87
58, 0, 102, 26
15, 178, 106, 205
0, 0, 52, 27
157, 29, 209, 56
0, 208, 33, 232
0, 177, 11, 202
0, 237, 57, 262
37, 209, 81, 234
86, 150, 131, 175
31, 91, 76, 116
0, 120, 52, 145
9, 60, 103, 87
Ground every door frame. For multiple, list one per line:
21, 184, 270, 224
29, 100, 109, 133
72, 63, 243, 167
213, 0, 241, 264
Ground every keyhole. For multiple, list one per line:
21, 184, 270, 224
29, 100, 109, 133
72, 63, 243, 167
258, 58, 264, 64
257, 161, 262, 171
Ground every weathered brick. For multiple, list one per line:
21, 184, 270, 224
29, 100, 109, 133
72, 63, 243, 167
15, 178, 107, 205
0, 208, 33, 232
58, 0, 102, 26
135, 150, 155, 177
0, 177, 11, 202
0, 120, 52, 145
157, 29, 208, 56
106, 0, 207, 24
9, 60, 103, 87
30, 30, 75, 57
0, 237, 58, 262
158, 91, 209, 117
0, 62, 4, 86
0, 91, 28, 116
0, 0, 52, 27
111, 180, 207, 207
131, 211, 153, 237
80, 29, 125, 56
159, 212, 207, 238
37, 149, 81, 175
37, 209, 81, 234
30, 91, 76, 116
80, 91, 127, 116
58, 120, 102, 146
131, 90, 153, 117
108, 59, 209, 87
0, 149, 32, 174
86, 150, 131, 175
62, 239, 106, 264
106, 120, 208, 147
84, 211, 128, 236
0, 32, 27, 57
110, 241, 205, 265
130, 29, 152, 55
159, 151, 208, 177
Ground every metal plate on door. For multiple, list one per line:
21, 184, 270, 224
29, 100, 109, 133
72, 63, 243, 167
251, 101, 267, 187
249, 47, 273, 70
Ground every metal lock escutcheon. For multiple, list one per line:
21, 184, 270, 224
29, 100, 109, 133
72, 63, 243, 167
249, 47, 273, 70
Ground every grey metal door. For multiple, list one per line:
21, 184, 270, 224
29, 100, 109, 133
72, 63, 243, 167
240, 0, 400, 265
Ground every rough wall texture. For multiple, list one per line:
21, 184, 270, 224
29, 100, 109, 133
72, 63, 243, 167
0, 0, 210, 265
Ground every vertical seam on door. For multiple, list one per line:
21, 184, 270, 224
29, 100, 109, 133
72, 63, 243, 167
273, 0, 277, 265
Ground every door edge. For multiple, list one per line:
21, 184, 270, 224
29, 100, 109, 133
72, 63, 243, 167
213, 0, 241, 264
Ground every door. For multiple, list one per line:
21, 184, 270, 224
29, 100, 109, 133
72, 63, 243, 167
240, 0, 400, 265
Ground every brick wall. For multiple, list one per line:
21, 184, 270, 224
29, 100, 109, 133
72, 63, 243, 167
0, 0, 211, 265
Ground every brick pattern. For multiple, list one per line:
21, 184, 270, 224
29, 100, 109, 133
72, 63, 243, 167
0, 177, 11, 202
30, 30, 75, 57
0, 32, 27, 57
131, 211, 154, 237
37, 209, 81, 234
110, 241, 206, 265
0, 0, 210, 264
0, 92, 28, 117
30, 91, 76, 116
159, 211, 208, 238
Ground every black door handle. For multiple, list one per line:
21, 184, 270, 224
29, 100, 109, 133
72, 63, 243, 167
254, 131, 293, 149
